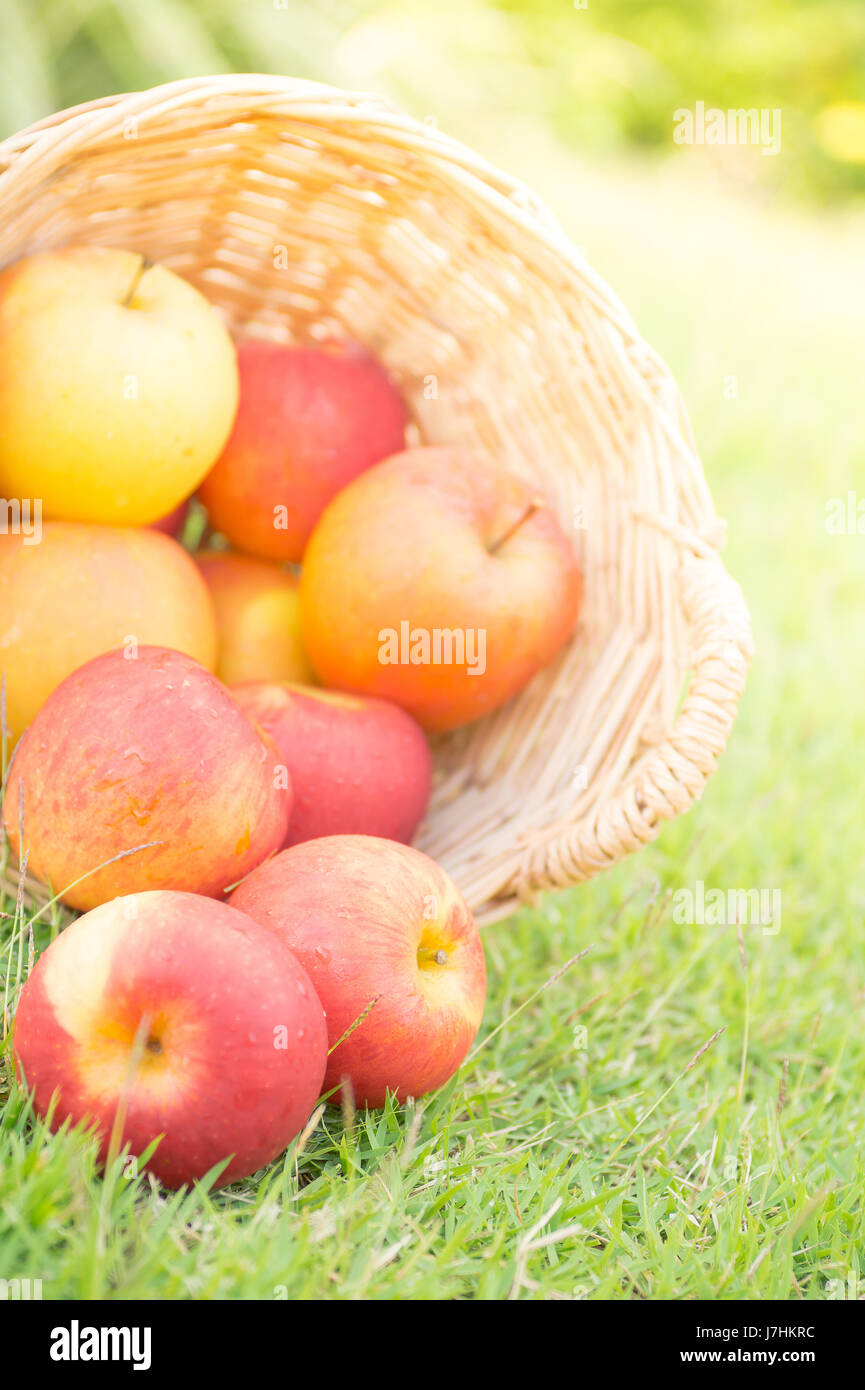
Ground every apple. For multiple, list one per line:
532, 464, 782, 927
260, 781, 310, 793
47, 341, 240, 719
13, 891, 328, 1189
299, 447, 582, 731
230, 836, 486, 1108
198, 338, 407, 562
0, 523, 217, 744
196, 551, 315, 687
232, 682, 432, 846
0, 247, 239, 525
2, 647, 290, 911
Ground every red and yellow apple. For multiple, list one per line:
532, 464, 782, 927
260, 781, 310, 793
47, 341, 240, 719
230, 835, 486, 1108
0, 247, 239, 525
232, 682, 432, 847
2, 647, 289, 911
196, 551, 315, 687
13, 891, 327, 1189
0, 523, 217, 743
299, 447, 582, 731
198, 338, 407, 562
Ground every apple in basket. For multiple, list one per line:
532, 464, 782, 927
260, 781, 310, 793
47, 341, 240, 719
150, 497, 192, 539
196, 550, 316, 687
0, 247, 239, 525
299, 447, 582, 731
231, 682, 432, 847
198, 337, 407, 563
230, 835, 487, 1109
0, 522, 217, 744
12, 892, 327, 1189
2, 647, 289, 912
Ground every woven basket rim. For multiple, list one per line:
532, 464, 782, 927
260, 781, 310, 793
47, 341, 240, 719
0, 74, 754, 923
0, 76, 662, 356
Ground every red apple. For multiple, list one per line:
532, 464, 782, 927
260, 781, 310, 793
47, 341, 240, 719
13, 891, 328, 1189
230, 836, 486, 1108
299, 447, 582, 731
198, 338, 407, 563
2, 647, 290, 911
232, 682, 432, 847
150, 498, 191, 538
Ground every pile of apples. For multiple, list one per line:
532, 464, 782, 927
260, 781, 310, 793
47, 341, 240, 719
0, 247, 582, 1189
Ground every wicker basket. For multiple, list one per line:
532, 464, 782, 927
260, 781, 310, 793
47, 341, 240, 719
0, 75, 752, 925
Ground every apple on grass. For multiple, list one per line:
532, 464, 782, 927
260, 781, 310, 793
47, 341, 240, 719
12, 892, 328, 1189
232, 682, 432, 846
2, 647, 290, 912
199, 337, 407, 563
230, 836, 486, 1108
299, 447, 582, 732
0, 246, 239, 525
196, 551, 315, 687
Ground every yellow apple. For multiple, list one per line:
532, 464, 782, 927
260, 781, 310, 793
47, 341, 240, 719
0, 247, 239, 525
196, 550, 315, 686
0, 523, 217, 744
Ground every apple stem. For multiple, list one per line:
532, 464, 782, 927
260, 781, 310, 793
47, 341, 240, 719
121, 254, 155, 308
418, 947, 449, 966
487, 496, 546, 554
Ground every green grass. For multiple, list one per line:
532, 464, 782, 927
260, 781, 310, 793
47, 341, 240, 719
2, 136, 864, 1301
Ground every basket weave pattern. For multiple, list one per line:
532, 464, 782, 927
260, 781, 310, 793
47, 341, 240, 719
0, 76, 753, 924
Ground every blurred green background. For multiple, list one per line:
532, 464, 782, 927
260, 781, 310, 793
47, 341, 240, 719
3, 0, 865, 203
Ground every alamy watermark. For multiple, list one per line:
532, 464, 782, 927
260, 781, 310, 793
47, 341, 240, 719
825, 492, 865, 535
50, 1321, 151, 1371
825, 1271, 863, 1300
673, 880, 781, 934
378, 621, 486, 676
674, 102, 782, 157
0, 1276, 44, 1299
0, 497, 41, 544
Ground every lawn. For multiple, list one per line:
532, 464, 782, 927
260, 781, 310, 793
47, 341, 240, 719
1, 134, 863, 1301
